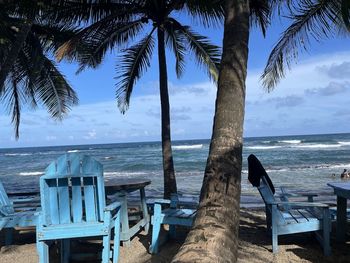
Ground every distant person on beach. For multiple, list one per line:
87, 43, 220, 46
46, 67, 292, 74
341, 169, 350, 179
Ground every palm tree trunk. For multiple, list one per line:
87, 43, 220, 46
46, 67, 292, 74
172, 1, 250, 262
0, 18, 33, 91
157, 27, 177, 199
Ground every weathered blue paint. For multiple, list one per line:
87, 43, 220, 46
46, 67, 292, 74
36, 153, 121, 263
256, 176, 331, 256
149, 194, 197, 254
0, 179, 38, 246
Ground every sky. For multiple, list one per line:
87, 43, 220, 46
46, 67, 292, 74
1, 12, 350, 148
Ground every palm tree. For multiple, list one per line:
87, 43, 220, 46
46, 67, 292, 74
55, 0, 222, 199
0, 1, 78, 138
173, 0, 350, 262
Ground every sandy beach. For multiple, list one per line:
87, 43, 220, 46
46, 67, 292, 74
1, 208, 349, 263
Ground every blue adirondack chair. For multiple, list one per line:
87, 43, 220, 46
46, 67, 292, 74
0, 179, 38, 246
36, 153, 121, 263
248, 154, 331, 256
150, 194, 197, 254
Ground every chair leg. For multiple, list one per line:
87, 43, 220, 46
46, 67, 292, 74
271, 205, 278, 253
169, 225, 176, 239
102, 232, 111, 263
4, 228, 13, 245
322, 209, 331, 256
37, 240, 49, 263
60, 240, 70, 263
140, 188, 150, 234
150, 203, 162, 254
120, 194, 131, 246
113, 210, 121, 263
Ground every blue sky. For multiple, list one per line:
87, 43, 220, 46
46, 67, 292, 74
1, 15, 350, 148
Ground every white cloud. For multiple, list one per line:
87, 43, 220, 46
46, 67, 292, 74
2, 51, 350, 147
46, 135, 57, 141
244, 51, 350, 136
0, 81, 216, 147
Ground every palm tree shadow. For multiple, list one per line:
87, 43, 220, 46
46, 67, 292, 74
136, 227, 187, 263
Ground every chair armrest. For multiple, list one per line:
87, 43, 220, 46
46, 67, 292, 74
267, 201, 329, 208
153, 199, 171, 205
105, 201, 121, 212
279, 186, 318, 197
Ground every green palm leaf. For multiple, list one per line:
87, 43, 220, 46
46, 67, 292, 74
2, 77, 22, 138
164, 20, 186, 78
170, 18, 220, 82
45, 0, 136, 26
57, 19, 144, 73
341, 0, 350, 30
262, 0, 347, 90
183, 0, 224, 27
250, 0, 271, 37
116, 28, 155, 113
35, 57, 78, 119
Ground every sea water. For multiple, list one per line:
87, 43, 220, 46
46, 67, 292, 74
1, 133, 350, 204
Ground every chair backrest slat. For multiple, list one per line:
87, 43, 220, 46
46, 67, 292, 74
40, 153, 104, 225
57, 178, 71, 224
47, 179, 59, 224
71, 177, 83, 223
0, 180, 14, 215
258, 177, 284, 224
83, 177, 97, 222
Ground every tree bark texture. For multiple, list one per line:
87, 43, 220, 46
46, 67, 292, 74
0, 19, 33, 92
157, 27, 178, 199
172, 1, 250, 262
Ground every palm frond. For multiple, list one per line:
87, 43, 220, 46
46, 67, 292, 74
57, 19, 144, 73
0, 17, 33, 92
2, 76, 23, 139
182, 0, 224, 27
34, 57, 78, 119
341, 0, 350, 30
250, 0, 271, 37
45, 0, 138, 26
30, 23, 78, 53
116, 28, 155, 113
169, 18, 220, 82
262, 0, 346, 90
179, 0, 225, 27
164, 20, 186, 78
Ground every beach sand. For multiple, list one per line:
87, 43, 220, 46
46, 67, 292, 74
0, 208, 349, 263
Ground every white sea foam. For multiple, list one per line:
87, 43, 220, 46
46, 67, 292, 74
338, 141, 350, 146
67, 150, 79, 153
4, 153, 31, 156
292, 144, 342, 149
173, 144, 203, 150
104, 171, 148, 178
19, 171, 44, 176
279, 140, 301, 144
246, 146, 282, 150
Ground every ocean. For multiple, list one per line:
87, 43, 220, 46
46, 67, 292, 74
1, 133, 350, 205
